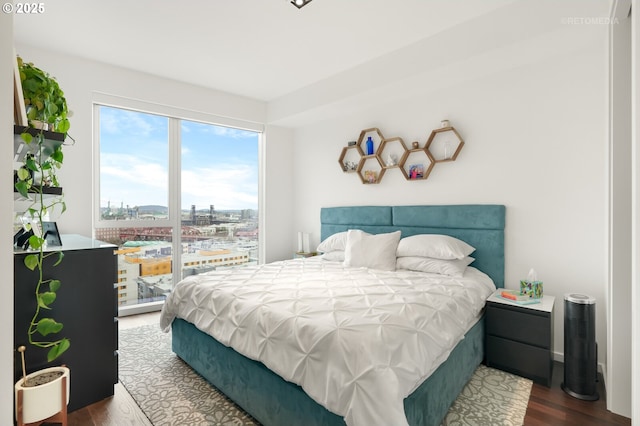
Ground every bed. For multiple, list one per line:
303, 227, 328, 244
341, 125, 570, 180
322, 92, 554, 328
160, 204, 505, 426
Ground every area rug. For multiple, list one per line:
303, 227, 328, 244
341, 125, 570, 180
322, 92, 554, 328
119, 324, 532, 426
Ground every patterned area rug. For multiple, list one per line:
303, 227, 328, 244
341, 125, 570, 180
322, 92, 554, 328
119, 324, 532, 426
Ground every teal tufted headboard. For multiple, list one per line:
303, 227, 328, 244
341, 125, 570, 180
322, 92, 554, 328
320, 204, 505, 288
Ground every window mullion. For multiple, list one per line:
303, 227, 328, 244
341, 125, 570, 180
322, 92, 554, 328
169, 118, 182, 288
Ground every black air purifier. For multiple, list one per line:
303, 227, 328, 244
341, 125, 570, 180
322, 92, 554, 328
562, 293, 599, 400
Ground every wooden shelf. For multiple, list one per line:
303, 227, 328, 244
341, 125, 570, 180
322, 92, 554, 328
338, 124, 464, 184
425, 126, 464, 163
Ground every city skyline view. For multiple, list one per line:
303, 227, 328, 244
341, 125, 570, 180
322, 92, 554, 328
99, 105, 260, 212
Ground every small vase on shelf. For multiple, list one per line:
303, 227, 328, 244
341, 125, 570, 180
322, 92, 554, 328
366, 136, 374, 155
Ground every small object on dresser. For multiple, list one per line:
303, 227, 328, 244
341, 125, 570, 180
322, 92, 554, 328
520, 268, 543, 298
366, 136, 374, 155
500, 290, 531, 301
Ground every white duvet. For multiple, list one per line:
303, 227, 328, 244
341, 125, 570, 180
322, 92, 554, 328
159, 257, 495, 426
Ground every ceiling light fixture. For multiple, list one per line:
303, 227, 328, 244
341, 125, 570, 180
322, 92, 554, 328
291, 0, 313, 9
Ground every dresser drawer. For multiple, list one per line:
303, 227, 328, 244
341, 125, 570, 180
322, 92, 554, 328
486, 303, 551, 348
486, 335, 553, 386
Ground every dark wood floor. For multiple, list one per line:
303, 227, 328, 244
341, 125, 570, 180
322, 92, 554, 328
59, 363, 632, 426
524, 363, 630, 426
55, 312, 633, 426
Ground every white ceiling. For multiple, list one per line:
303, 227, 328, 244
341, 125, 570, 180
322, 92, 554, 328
13, 0, 613, 126
13, 0, 518, 102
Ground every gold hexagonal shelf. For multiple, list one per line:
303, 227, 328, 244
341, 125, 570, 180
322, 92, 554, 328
425, 126, 464, 163
338, 145, 363, 173
357, 155, 385, 184
400, 148, 435, 181
357, 128, 385, 157
377, 137, 408, 169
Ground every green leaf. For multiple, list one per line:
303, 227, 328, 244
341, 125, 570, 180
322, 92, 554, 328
47, 339, 70, 362
49, 279, 61, 292
53, 252, 64, 266
47, 102, 58, 115
51, 149, 63, 164
28, 235, 43, 250
25, 156, 38, 172
36, 318, 63, 336
37, 291, 57, 308
58, 119, 70, 134
20, 132, 33, 144
16, 167, 31, 181
14, 180, 29, 198
24, 254, 39, 271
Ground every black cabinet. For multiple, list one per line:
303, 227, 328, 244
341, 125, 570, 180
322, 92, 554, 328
14, 235, 117, 412
485, 292, 555, 386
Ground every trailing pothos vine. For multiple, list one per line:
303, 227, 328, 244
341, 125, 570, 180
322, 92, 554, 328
15, 131, 70, 362
15, 56, 71, 363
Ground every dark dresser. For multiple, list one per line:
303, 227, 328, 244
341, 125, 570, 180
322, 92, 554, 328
14, 234, 117, 412
485, 291, 555, 386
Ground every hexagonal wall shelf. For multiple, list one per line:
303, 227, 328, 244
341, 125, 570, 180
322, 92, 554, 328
357, 128, 385, 157
338, 124, 463, 184
338, 145, 363, 173
378, 137, 408, 169
401, 148, 435, 181
357, 155, 385, 184
425, 126, 464, 163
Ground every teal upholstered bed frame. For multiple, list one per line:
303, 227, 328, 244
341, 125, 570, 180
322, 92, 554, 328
171, 204, 505, 426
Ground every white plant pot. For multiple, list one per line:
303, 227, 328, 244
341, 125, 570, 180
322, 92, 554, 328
14, 366, 70, 424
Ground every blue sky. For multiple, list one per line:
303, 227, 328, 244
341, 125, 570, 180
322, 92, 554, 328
99, 106, 259, 211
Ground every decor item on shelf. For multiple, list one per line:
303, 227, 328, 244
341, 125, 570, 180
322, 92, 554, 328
412, 141, 419, 149
347, 141, 356, 146
17, 56, 71, 136
14, 346, 69, 426
386, 153, 398, 167
409, 164, 424, 179
364, 170, 377, 183
366, 136, 374, 155
441, 119, 450, 128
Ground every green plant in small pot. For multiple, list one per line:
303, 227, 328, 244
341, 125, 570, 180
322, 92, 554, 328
14, 57, 71, 364
17, 56, 71, 134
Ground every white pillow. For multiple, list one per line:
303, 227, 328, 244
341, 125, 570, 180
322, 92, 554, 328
320, 251, 345, 262
343, 230, 401, 271
396, 234, 475, 260
396, 256, 474, 277
317, 231, 348, 253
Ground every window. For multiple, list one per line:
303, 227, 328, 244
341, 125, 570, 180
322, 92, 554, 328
94, 101, 261, 315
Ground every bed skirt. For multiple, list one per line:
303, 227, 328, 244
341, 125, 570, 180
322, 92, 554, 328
171, 316, 485, 426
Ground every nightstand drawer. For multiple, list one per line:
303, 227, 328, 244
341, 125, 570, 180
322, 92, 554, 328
486, 335, 553, 386
486, 303, 550, 348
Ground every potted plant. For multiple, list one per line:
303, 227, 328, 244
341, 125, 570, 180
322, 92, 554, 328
13, 56, 72, 425
17, 56, 70, 134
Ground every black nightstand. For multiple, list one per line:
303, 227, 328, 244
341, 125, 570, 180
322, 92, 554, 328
485, 291, 555, 386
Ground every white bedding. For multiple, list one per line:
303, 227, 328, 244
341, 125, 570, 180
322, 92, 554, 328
159, 257, 496, 426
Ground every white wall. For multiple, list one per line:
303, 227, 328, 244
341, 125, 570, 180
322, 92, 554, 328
291, 42, 608, 364
608, 0, 632, 417
2, 11, 15, 425
13, 44, 295, 259
631, 0, 640, 421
